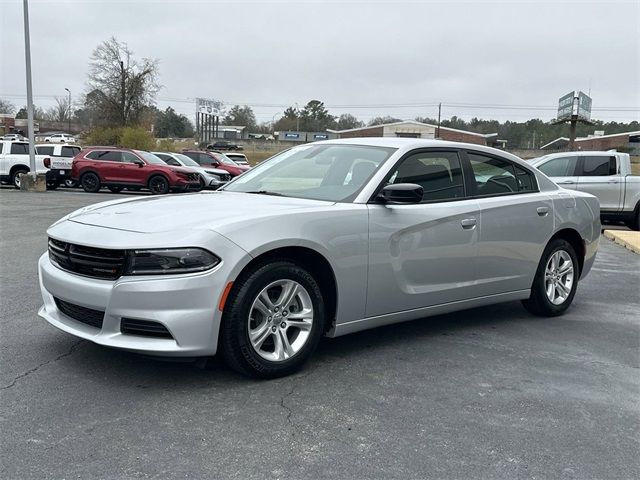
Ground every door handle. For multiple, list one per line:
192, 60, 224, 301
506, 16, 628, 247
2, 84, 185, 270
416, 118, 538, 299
537, 206, 550, 216
460, 218, 477, 229
557, 180, 574, 185
607, 179, 618, 183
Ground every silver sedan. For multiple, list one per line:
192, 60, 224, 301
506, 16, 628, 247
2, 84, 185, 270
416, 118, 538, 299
38, 138, 600, 378
152, 151, 231, 189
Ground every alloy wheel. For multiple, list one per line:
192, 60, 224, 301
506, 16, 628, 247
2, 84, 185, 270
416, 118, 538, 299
544, 250, 574, 305
247, 279, 314, 362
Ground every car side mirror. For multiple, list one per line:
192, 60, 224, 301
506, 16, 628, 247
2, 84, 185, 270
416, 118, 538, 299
377, 183, 423, 204
134, 159, 144, 167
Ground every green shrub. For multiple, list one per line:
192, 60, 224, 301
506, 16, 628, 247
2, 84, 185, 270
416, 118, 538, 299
85, 126, 122, 147
119, 126, 155, 151
156, 138, 175, 153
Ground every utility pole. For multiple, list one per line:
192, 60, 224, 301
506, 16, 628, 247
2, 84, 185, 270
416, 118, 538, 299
65, 87, 71, 134
120, 60, 126, 125
436, 102, 442, 139
295, 102, 300, 132
22, 0, 36, 179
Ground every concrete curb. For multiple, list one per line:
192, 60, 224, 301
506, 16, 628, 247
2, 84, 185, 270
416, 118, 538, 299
603, 230, 640, 255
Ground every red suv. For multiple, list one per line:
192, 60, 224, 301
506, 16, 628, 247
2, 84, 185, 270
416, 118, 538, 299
72, 148, 201, 194
182, 150, 250, 177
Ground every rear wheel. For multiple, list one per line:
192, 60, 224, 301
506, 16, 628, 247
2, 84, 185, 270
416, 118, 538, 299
63, 179, 77, 188
108, 186, 123, 193
46, 179, 60, 190
80, 172, 101, 193
148, 175, 169, 194
522, 238, 578, 317
11, 168, 28, 189
220, 260, 325, 378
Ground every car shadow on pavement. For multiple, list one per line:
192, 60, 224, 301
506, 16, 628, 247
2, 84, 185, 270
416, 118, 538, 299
53, 300, 536, 388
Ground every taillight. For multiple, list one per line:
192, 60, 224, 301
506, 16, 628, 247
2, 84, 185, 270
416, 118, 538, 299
43, 157, 51, 168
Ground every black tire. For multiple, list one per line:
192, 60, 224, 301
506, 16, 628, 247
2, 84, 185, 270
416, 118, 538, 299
11, 168, 28, 189
148, 175, 169, 195
80, 172, 101, 193
522, 238, 579, 317
198, 177, 205, 191
46, 179, 60, 190
625, 209, 640, 231
220, 260, 326, 379
64, 179, 77, 188
108, 186, 123, 193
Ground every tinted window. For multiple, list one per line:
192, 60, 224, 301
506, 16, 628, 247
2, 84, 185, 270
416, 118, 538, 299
86, 150, 122, 162
10, 143, 29, 154
122, 152, 140, 163
468, 152, 536, 196
36, 146, 55, 156
538, 156, 578, 177
581, 156, 616, 176
389, 151, 465, 202
60, 146, 80, 157
182, 152, 200, 163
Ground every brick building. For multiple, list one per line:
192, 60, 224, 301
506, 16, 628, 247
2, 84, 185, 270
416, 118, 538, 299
541, 130, 640, 154
328, 120, 498, 146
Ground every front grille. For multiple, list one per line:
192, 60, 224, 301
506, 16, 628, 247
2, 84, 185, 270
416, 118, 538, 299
220, 173, 231, 182
49, 238, 126, 280
121, 318, 173, 339
54, 297, 104, 329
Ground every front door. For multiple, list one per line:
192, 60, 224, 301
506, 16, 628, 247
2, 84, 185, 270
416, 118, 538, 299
366, 150, 480, 317
536, 155, 579, 191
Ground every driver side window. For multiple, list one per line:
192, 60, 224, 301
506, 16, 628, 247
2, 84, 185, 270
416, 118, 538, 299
388, 151, 465, 203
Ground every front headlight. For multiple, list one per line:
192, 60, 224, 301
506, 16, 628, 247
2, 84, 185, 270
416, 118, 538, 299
124, 248, 220, 275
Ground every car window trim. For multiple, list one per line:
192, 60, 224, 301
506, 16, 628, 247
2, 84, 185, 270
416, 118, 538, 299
367, 147, 469, 204
460, 149, 539, 198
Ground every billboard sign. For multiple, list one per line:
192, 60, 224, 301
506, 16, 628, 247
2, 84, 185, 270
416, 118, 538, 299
196, 98, 223, 116
557, 91, 592, 122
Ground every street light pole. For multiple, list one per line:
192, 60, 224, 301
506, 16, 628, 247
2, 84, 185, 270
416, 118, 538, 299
22, 0, 36, 178
65, 87, 71, 134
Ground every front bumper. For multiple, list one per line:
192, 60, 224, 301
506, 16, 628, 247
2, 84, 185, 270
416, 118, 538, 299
38, 252, 226, 357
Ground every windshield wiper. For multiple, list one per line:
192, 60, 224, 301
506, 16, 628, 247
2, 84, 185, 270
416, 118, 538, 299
246, 190, 288, 197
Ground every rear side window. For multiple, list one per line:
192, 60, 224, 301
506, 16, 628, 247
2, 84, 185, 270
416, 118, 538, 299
467, 152, 536, 196
86, 150, 122, 162
122, 152, 140, 163
389, 151, 465, 202
60, 146, 80, 157
36, 146, 55, 156
538, 156, 578, 177
581, 156, 617, 176
182, 152, 200, 163
10, 143, 29, 154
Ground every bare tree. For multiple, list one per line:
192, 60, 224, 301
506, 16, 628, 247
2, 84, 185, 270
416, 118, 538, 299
87, 37, 160, 126
44, 97, 71, 122
0, 98, 16, 115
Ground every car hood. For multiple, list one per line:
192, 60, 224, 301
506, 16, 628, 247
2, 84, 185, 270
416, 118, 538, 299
67, 192, 333, 233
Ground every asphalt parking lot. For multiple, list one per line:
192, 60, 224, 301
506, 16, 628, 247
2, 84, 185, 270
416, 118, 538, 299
1, 187, 639, 479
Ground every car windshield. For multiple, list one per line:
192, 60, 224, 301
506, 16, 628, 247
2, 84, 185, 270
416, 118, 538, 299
136, 151, 167, 165
173, 153, 200, 167
223, 144, 396, 202
212, 152, 239, 166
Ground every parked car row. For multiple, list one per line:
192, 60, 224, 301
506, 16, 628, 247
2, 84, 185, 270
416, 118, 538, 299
1, 140, 251, 194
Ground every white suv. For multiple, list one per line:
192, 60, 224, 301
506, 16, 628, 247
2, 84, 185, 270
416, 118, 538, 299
44, 133, 76, 143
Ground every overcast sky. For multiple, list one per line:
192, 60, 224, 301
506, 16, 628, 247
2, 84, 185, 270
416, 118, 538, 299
1, 0, 638, 125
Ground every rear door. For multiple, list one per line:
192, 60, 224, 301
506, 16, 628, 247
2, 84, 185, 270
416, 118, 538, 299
85, 150, 122, 182
576, 155, 622, 212
464, 150, 554, 296
536, 155, 579, 190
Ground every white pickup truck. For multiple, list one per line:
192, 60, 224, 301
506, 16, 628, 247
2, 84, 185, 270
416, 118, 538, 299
0, 141, 50, 189
35, 143, 82, 188
530, 151, 640, 230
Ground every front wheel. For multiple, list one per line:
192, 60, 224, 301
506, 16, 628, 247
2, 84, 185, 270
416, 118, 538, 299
625, 209, 640, 231
522, 238, 579, 317
148, 175, 169, 194
64, 179, 77, 188
220, 261, 325, 378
